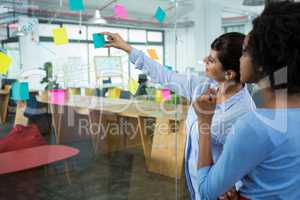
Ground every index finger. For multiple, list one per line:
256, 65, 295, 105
100, 32, 114, 37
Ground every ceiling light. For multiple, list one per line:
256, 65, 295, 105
89, 10, 107, 24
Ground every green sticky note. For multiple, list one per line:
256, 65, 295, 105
171, 95, 180, 105
155, 6, 166, 24
11, 82, 29, 101
0, 52, 12, 75
69, 0, 84, 11
93, 33, 106, 48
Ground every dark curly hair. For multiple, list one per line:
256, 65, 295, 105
248, 1, 300, 94
211, 32, 245, 82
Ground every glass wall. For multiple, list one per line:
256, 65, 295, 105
0, 0, 187, 200
0, 0, 265, 199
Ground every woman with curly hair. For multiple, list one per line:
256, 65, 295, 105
194, 1, 300, 199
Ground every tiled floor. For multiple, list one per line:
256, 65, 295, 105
0, 116, 190, 200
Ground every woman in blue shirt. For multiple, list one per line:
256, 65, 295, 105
102, 32, 255, 200
194, 1, 300, 200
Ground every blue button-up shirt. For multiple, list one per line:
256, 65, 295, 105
130, 48, 256, 200
197, 109, 300, 200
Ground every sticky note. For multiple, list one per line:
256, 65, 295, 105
114, 4, 128, 19
108, 88, 121, 99
69, 0, 84, 11
155, 6, 166, 24
11, 82, 29, 101
171, 95, 180, 105
147, 49, 159, 60
128, 78, 139, 95
164, 65, 173, 71
53, 27, 69, 45
93, 33, 106, 48
162, 88, 171, 100
155, 90, 163, 103
50, 89, 67, 105
0, 52, 12, 75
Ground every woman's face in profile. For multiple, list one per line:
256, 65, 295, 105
203, 50, 226, 82
239, 34, 257, 83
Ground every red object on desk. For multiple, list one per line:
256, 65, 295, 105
0, 124, 47, 153
0, 145, 79, 175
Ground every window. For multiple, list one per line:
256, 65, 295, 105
147, 31, 163, 42
129, 29, 146, 42
3, 22, 164, 88
222, 24, 246, 33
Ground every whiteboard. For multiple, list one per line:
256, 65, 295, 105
64, 57, 89, 87
94, 56, 122, 77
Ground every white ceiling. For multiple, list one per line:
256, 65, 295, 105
222, 0, 264, 17
1, 0, 265, 21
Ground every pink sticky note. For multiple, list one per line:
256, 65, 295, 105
162, 88, 171, 100
49, 89, 67, 105
114, 4, 128, 19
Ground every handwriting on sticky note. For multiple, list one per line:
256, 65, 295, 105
147, 49, 159, 60
93, 33, 106, 48
128, 78, 138, 95
69, 0, 84, 11
11, 82, 29, 101
114, 4, 128, 19
0, 52, 12, 75
155, 6, 166, 24
53, 27, 69, 45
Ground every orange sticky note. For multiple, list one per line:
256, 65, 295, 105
147, 49, 159, 60
0, 52, 12, 75
52, 27, 69, 45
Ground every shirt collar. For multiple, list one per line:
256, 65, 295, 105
216, 85, 247, 111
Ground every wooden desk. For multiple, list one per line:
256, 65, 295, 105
0, 86, 11, 124
37, 94, 188, 179
14, 91, 40, 126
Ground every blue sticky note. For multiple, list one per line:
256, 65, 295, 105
164, 65, 173, 71
69, 0, 84, 11
155, 7, 166, 24
11, 82, 29, 101
93, 33, 106, 48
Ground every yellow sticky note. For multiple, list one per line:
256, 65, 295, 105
147, 49, 159, 60
128, 78, 139, 95
155, 90, 163, 103
53, 27, 69, 45
0, 52, 12, 75
108, 88, 121, 99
